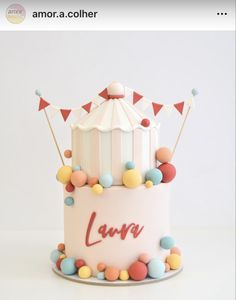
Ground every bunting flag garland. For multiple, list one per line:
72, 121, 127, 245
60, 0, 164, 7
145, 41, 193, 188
38, 98, 50, 111
60, 109, 72, 122
99, 88, 109, 100
133, 91, 143, 104
174, 101, 185, 115
82, 101, 92, 113
152, 102, 163, 116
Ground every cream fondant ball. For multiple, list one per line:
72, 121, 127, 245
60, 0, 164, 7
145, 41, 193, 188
166, 254, 181, 270
155, 147, 172, 163
78, 266, 92, 279
107, 82, 124, 97
56, 166, 72, 184
70, 170, 87, 187
119, 270, 129, 281
122, 169, 142, 188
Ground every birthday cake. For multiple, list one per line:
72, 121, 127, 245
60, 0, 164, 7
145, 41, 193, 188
42, 82, 196, 284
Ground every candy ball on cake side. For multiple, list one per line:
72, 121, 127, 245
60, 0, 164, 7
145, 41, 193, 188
60, 258, 77, 275
92, 184, 104, 195
50, 249, 63, 263
88, 177, 99, 187
78, 266, 92, 279
147, 259, 165, 279
171, 247, 181, 256
155, 147, 172, 163
158, 163, 176, 183
56, 166, 72, 184
160, 236, 175, 249
128, 261, 148, 281
166, 254, 181, 270
105, 266, 119, 281
70, 170, 87, 187
99, 174, 113, 188
123, 169, 142, 188
75, 259, 86, 269
145, 168, 163, 185
119, 270, 129, 281
64, 149, 72, 158
97, 272, 105, 280
125, 161, 135, 170
65, 182, 75, 193
64, 197, 74, 206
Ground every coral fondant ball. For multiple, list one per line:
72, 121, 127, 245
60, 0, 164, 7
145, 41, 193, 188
57, 243, 65, 252
158, 163, 176, 183
99, 174, 113, 188
88, 177, 99, 187
60, 258, 77, 275
50, 249, 62, 263
78, 266, 92, 279
145, 169, 163, 185
56, 166, 73, 184
105, 266, 119, 281
64, 149, 72, 158
75, 259, 86, 269
97, 262, 106, 272
147, 259, 165, 279
122, 169, 142, 188
166, 254, 181, 270
160, 236, 175, 249
70, 170, 87, 187
128, 261, 148, 281
155, 147, 172, 163
171, 247, 181, 256
119, 270, 129, 281
92, 184, 104, 195
138, 253, 151, 264
65, 182, 75, 193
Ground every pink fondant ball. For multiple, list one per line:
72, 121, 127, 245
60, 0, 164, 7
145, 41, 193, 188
158, 163, 176, 183
105, 266, 119, 281
64, 149, 72, 158
65, 182, 75, 193
97, 262, 106, 272
138, 253, 151, 264
155, 147, 172, 163
75, 259, 86, 269
165, 263, 170, 272
170, 247, 181, 256
128, 261, 148, 281
71, 170, 87, 187
57, 243, 65, 252
88, 177, 99, 187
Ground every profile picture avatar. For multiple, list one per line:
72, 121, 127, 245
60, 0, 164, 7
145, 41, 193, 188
6, 4, 26, 24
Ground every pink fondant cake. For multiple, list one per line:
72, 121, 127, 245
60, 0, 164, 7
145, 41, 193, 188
47, 82, 186, 284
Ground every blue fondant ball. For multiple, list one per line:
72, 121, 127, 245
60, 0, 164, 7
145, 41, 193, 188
50, 249, 62, 263
35, 89, 42, 97
125, 161, 135, 170
73, 165, 81, 171
160, 236, 175, 249
64, 197, 74, 206
97, 272, 105, 280
60, 258, 77, 275
99, 174, 113, 188
148, 259, 165, 279
191, 88, 199, 96
145, 169, 163, 185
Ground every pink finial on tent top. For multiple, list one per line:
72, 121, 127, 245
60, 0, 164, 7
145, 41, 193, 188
107, 82, 125, 99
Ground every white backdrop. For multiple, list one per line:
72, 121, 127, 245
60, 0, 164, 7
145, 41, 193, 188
0, 31, 234, 230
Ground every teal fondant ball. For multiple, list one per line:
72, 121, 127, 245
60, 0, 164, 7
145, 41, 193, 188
191, 88, 199, 96
147, 259, 165, 279
160, 236, 175, 249
73, 165, 81, 171
125, 161, 135, 170
97, 272, 105, 280
64, 197, 74, 206
60, 258, 77, 275
99, 174, 113, 188
35, 89, 42, 97
50, 249, 62, 263
145, 169, 163, 185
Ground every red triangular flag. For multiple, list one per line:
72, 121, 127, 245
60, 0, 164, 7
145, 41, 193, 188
174, 101, 184, 114
99, 88, 109, 100
133, 91, 143, 104
152, 102, 163, 116
38, 98, 50, 111
60, 109, 71, 122
82, 102, 92, 113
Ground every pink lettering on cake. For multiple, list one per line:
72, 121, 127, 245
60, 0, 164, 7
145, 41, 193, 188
85, 211, 144, 247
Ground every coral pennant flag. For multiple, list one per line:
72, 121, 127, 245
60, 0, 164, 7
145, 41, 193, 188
82, 102, 92, 113
38, 98, 50, 111
99, 88, 109, 100
152, 102, 163, 116
60, 109, 71, 122
174, 101, 185, 115
133, 91, 143, 104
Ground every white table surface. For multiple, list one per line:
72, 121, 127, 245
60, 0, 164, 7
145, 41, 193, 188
0, 228, 235, 300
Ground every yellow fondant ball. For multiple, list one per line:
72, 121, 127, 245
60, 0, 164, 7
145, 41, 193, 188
119, 270, 129, 281
56, 166, 72, 184
60, 254, 66, 259
78, 266, 92, 279
166, 254, 181, 270
92, 184, 104, 195
122, 169, 142, 188
145, 180, 153, 188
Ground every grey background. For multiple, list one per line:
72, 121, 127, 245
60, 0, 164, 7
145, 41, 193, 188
0, 31, 235, 229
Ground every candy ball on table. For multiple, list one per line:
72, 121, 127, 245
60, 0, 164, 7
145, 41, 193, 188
119, 270, 129, 281
92, 184, 103, 195
122, 169, 142, 188
155, 147, 172, 163
128, 261, 148, 281
88, 177, 99, 187
50, 249, 62, 263
158, 163, 176, 183
166, 254, 181, 270
65, 182, 75, 193
64, 149, 72, 158
145, 168, 163, 185
147, 259, 165, 279
70, 170, 87, 187
160, 236, 175, 249
60, 258, 77, 275
78, 266, 92, 279
56, 166, 73, 184
99, 174, 113, 188
105, 266, 119, 281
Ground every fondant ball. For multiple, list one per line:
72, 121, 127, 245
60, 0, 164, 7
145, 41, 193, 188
64, 197, 74, 206
119, 270, 129, 281
57, 243, 65, 252
56, 258, 63, 270
145, 180, 153, 188
145, 169, 163, 185
75, 259, 86, 269
97, 272, 105, 280
65, 182, 75, 193
50, 249, 62, 263
97, 262, 106, 272
122, 169, 142, 188
171, 247, 181, 256
141, 118, 150, 127
166, 254, 181, 270
125, 161, 135, 170
73, 165, 81, 171
60, 258, 77, 275
70, 170, 87, 187
56, 166, 72, 184
147, 259, 165, 279
99, 174, 113, 188
160, 236, 175, 249
128, 261, 147, 281
105, 266, 119, 281
155, 147, 172, 163
138, 253, 151, 264
60, 254, 66, 259
64, 149, 72, 158
92, 184, 103, 195
158, 163, 176, 183
165, 263, 170, 272
88, 177, 99, 187
78, 266, 92, 279
192, 88, 198, 96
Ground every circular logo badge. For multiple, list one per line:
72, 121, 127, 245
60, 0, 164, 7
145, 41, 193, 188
6, 4, 26, 24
